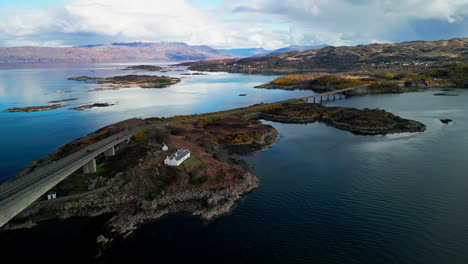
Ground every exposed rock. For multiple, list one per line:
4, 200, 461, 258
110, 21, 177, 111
47, 98, 78, 103
434, 93, 459, 96
440, 119, 453, 124
55, 90, 76, 93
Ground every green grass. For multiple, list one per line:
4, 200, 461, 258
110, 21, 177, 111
56, 163, 104, 195
180, 154, 202, 169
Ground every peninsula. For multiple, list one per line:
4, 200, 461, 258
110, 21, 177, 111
3, 100, 425, 250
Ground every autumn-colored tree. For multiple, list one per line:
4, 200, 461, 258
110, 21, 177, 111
384, 72, 393, 79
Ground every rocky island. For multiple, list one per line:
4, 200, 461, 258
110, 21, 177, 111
68, 75, 181, 91
70, 102, 116, 111
2, 104, 66, 113
47, 98, 78, 103
255, 103, 426, 135
122, 65, 163, 71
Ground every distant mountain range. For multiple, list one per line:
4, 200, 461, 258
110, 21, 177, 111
185, 38, 468, 73
0, 42, 330, 63
0, 42, 233, 63
218, 48, 271, 57
218, 45, 328, 57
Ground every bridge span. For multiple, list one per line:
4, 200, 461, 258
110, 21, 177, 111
0, 85, 364, 228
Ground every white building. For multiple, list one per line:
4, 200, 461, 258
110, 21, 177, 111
161, 143, 168, 151
164, 149, 190, 166
47, 192, 57, 200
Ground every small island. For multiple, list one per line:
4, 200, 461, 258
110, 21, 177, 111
180, 72, 207, 76
68, 75, 181, 91
47, 98, 78, 103
2, 104, 66, 113
70, 102, 116, 111
255, 103, 426, 135
122, 65, 163, 71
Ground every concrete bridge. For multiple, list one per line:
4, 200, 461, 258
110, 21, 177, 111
0, 129, 141, 228
0, 85, 364, 228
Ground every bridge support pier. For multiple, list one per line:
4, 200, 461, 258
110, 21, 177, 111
327, 95, 329, 101
313, 97, 316, 103
333, 94, 336, 100
83, 158, 96, 174
104, 146, 115, 157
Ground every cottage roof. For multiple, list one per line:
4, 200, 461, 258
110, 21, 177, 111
168, 149, 190, 161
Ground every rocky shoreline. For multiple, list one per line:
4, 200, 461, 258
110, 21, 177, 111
2, 171, 259, 249
254, 103, 426, 135
257, 79, 457, 96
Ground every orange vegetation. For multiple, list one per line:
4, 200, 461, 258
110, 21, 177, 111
133, 130, 147, 141
222, 132, 253, 143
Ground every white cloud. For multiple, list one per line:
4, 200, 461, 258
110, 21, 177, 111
0, 0, 466, 48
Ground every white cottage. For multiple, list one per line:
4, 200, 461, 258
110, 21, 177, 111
161, 143, 168, 151
164, 149, 190, 166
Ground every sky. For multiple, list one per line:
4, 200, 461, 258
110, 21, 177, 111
0, 0, 467, 49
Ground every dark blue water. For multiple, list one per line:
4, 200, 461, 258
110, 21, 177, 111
105, 90, 468, 263
1, 63, 468, 263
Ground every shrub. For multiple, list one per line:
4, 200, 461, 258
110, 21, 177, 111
271, 74, 316, 86
216, 170, 225, 183
133, 131, 147, 141
199, 174, 208, 184
222, 132, 252, 143
190, 171, 208, 185
170, 127, 186, 136
404, 80, 413, 87
196, 117, 219, 128
384, 72, 394, 79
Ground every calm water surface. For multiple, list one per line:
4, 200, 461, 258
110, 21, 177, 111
1, 63, 467, 263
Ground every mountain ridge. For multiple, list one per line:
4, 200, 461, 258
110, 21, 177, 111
185, 38, 468, 73
0, 42, 233, 63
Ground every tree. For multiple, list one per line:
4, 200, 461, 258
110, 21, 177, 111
384, 72, 393, 79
